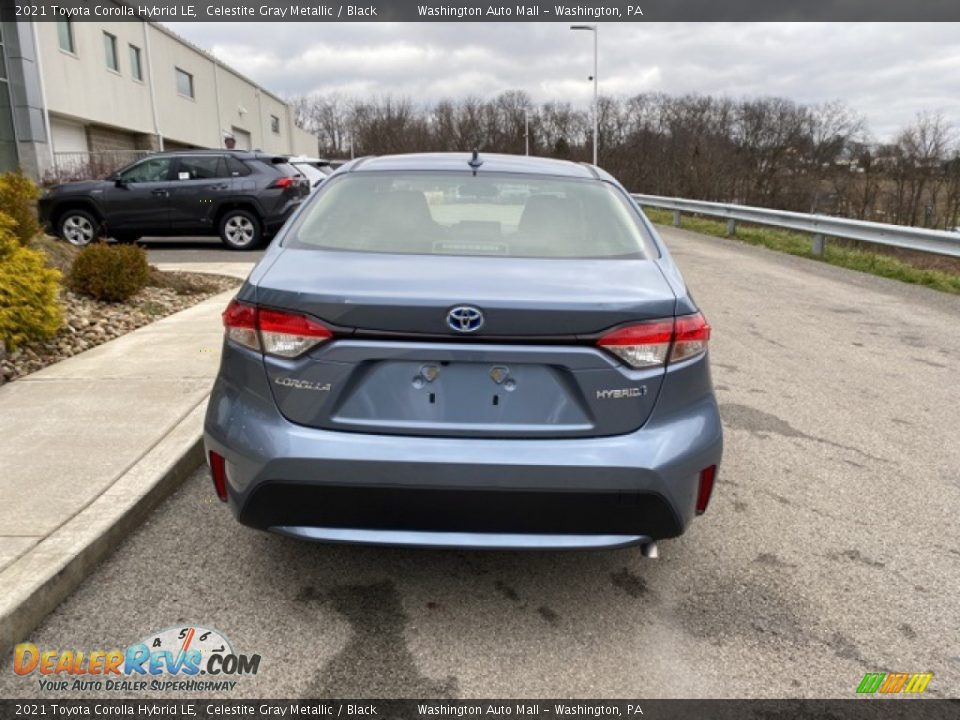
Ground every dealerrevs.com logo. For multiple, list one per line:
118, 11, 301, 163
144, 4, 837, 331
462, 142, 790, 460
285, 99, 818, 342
13, 626, 260, 693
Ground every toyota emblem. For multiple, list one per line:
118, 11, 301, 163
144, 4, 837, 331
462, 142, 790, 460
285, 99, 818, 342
447, 305, 485, 333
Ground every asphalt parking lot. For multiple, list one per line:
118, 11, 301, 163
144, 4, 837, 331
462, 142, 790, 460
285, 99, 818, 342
3, 227, 958, 699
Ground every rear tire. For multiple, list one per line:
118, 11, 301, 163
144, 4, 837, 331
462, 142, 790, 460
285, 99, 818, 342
219, 209, 262, 250
57, 209, 100, 247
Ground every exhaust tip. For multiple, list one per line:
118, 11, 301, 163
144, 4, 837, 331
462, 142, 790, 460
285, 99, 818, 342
641, 541, 659, 559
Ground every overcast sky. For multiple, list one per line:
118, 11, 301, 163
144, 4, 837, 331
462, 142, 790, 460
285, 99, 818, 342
165, 22, 960, 141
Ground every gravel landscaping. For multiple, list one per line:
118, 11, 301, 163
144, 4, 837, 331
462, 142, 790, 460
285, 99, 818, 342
0, 271, 239, 384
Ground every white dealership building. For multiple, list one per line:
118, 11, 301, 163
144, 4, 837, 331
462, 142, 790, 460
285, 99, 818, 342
0, 13, 318, 181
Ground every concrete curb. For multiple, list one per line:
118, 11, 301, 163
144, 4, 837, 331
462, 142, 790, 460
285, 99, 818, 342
0, 401, 207, 658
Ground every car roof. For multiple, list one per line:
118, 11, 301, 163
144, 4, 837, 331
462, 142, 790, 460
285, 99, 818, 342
289, 156, 331, 164
342, 152, 610, 180
150, 149, 288, 161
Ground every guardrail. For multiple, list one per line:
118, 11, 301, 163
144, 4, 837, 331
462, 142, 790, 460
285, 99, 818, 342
632, 193, 960, 259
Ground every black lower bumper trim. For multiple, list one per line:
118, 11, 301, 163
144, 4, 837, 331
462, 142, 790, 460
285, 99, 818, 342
238, 483, 684, 539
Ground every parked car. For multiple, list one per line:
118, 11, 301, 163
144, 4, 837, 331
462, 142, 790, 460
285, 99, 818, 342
38, 150, 310, 250
288, 156, 335, 191
204, 152, 722, 553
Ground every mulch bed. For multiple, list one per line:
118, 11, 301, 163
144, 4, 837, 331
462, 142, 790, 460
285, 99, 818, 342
0, 271, 240, 383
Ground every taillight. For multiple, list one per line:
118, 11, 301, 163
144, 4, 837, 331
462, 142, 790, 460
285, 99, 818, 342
597, 312, 710, 369
222, 299, 259, 352
258, 307, 332, 357
696, 465, 717, 515
209, 451, 228, 502
671, 313, 712, 363
596, 320, 674, 369
269, 176, 295, 189
222, 299, 332, 357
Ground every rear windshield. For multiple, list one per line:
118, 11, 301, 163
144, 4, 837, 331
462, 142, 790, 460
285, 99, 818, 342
271, 161, 300, 177
292, 162, 326, 183
285, 172, 656, 259
250, 157, 300, 177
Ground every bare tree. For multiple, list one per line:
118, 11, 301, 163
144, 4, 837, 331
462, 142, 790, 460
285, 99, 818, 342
284, 91, 960, 229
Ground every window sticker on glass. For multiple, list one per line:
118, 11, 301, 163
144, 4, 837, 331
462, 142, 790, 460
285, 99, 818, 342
178, 171, 190, 180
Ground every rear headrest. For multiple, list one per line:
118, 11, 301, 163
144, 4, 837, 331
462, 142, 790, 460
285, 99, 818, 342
376, 190, 433, 225
518, 194, 577, 237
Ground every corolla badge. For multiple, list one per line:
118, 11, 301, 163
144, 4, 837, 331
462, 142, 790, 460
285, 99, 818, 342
275, 377, 331, 392
447, 305, 485, 333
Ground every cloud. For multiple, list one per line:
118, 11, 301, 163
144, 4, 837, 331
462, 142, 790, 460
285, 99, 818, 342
164, 21, 960, 140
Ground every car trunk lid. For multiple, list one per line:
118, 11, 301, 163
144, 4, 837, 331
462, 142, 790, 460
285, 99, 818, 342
256, 249, 676, 336
254, 249, 677, 438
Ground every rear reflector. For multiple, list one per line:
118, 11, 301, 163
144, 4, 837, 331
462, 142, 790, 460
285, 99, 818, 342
597, 312, 710, 369
209, 451, 228, 502
222, 299, 332, 358
696, 465, 717, 515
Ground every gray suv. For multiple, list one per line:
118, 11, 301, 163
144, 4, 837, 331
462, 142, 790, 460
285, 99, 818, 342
38, 150, 309, 250
204, 153, 723, 552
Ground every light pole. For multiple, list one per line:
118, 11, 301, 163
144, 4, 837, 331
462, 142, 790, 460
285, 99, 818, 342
524, 107, 530, 156
570, 24, 598, 166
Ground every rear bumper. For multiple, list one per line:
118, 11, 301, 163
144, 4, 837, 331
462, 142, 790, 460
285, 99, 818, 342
203, 350, 723, 548
240, 483, 681, 541
272, 527, 650, 550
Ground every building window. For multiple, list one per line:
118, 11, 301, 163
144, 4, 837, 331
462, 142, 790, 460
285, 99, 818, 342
103, 32, 118, 72
57, 20, 75, 54
0, 34, 19, 172
129, 45, 143, 81
270, 115, 280, 134
176, 68, 194, 98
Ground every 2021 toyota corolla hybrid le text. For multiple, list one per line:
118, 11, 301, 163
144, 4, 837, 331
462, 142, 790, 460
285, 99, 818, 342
204, 152, 722, 551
